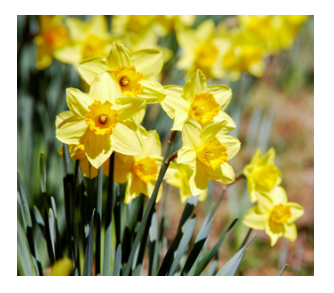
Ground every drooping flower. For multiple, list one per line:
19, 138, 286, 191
160, 69, 235, 132
56, 72, 145, 169
177, 119, 241, 196
54, 15, 113, 65
242, 186, 304, 246
103, 127, 163, 204
176, 19, 226, 79
167, 159, 207, 203
77, 42, 165, 124
34, 15, 69, 70
243, 148, 282, 203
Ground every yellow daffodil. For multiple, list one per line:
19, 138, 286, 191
48, 258, 73, 276
77, 42, 165, 125
103, 128, 163, 204
58, 144, 98, 179
154, 15, 196, 36
111, 15, 157, 36
176, 19, 226, 79
221, 27, 266, 81
243, 148, 282, 203
54, 15, 113, 65
34, 15, 69, 70
177, 119, 240, 196
160, 69, 235, 132
56, 72, 145, 169
242, 186, 304, 246
167, 159, 207, 203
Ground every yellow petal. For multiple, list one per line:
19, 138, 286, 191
55, 110, 73, 128
136, 130, 161, 160
171, 109, 189, 131
77, 57, 108, 85
89, 72, 122, 103
56, 114, 88, 145
177, 145, 196, 168
84, 131, 113, 169
66, 88, 93, 118
207, 85, 232, 110
250, 148, 262, 165
215, 134, 241, 161
242, 207, 268, 230
111, 121, 143, 156
131, 106, 146, 125
147, 181, 163, 203
213, 111, 236, 132
54, 44, 82, 65
286, 202, 304, 224
160, 85, 189, 119
283, 223, 298, 242
65, 17, 85, 41
188, 160, 210, 196
182, 118, 202, 149
36, 43, 52, 70
106, 42, 131, 70
199, 189, 208, 201
257, 192, 274, 213
176, 29, 198, 51
137, 80, 166, 104
207, 162, 235, 184
200, 121, 228, 143
125, 172, 145, 204
247, 179, 258, 203
265, 220, 283, 246
269, 186, 288, 205
86, 15, 108, 35
258, 147, 276, 166
130, 49, 164, 78
115, 97, 146, 121
79, 157, 98, 179
196, 19, 215, 40
49, 258, 73, 276
183, 69, 207, 102
103, 153, 134, 183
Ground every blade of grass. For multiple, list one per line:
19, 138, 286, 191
278, 264, 289, 276
83, 209, 95, 276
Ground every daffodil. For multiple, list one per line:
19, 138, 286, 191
176, 19, 226, 79
77, 42, 165, 125
243, 148, 282, 203
242, 186, 304, 246
154, 15, 196, 36
167, 159, 207, 203
103, 128, 163, 204
34, 15, 69, 70
58, 144, 98, 179
54, 15, 113, 65
56, 72, 145, 169
111, 15, 157, 36
160, 69, 235, 132
177, 119, 240, 196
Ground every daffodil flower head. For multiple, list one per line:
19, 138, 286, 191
55, 72, 145, 169
103, 127, 163, 204
161, 69, 236, 132
54, 15, 113, 65
242, 186, 304, 246
34, 15, 69, 70
167, 159, 207, 203
244, 147, 282, 203
177, 119, 241, 196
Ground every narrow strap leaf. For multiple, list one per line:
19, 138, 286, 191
278, 264, 289, 276
83, 209, 95, 276
113, 244, 122, 276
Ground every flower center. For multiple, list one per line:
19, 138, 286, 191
112, 65, 144, 97
270, 204, 291, 224
83, 35, 107, 59
197, 140, 227, 170
84, 100, 119, 136
196, 41, 219, 68
133, 157, 159, 183
252, 164, 279, 190
43, 26, 68, 48
188, 92, 219, 124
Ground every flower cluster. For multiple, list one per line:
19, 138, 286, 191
242, 148, 304, 246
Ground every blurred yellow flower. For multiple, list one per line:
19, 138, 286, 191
103, 128, 163, 204
176, 19, 226, 79
111, 15, 157, 36
154, 15, 196, 36
160, 69, 235, 131
48, 258, 73, 276
243, 148, 282, 203
54, 15, 113, 65
77, 42, 165, 123
56, 72, 144, 169
177, 119, 240, 196
242, 186, 304, 246
167, 159, 207, 203
34, 15, 69, 70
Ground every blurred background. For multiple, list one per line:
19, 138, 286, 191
17, 15, 314, 276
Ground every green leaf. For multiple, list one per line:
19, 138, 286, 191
128, 194, 144, 234
169, 215, 197, 276
64, 183, 74, 261
73, 221, 81, 276
33, 206, 46, 239
95, 166, 103, 276
192, 218, 239, 276
83, 209, 95, 276
207, 254, 218, 276
50, 196, 63, 260
48, 208, 56, 260
148, 210, 158, 276
216, 234, 256, 276
278, 264, 289, 276
17, 221, 34, 276
39, 152, 47, 193
17, 171, 32, 229
113, 244, 122, 276
63, 144, 73, 175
